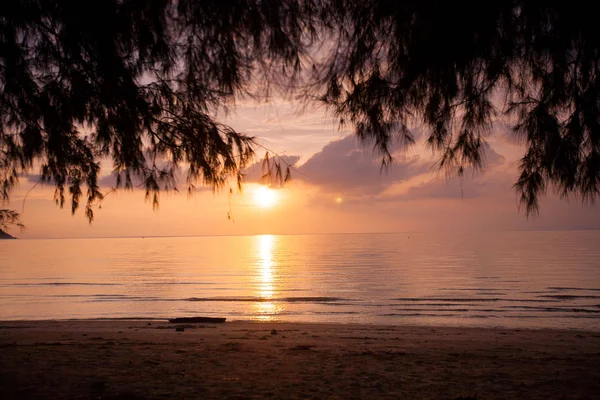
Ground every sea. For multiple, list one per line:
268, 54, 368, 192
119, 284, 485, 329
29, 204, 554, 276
1, 231, 599, 331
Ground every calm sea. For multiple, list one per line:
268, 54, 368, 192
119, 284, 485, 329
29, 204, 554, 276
1, 232, 599, 330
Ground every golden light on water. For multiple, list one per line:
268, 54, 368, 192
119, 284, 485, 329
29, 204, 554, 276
253, 186, 278, 208
259, 235, 274, 298
253, 234, 281, 320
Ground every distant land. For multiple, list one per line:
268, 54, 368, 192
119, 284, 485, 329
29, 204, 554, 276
0, 229, 16, 239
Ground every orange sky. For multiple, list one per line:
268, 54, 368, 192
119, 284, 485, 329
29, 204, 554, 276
7, 100, 600, 239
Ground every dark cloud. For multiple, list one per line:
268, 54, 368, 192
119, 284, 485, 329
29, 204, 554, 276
369, 142, 509, 203
291, 130, 503, 194
274, 132, 513, 211
295, 134, 431, 195
481, 142, 505, 167
21, 174, 42, 184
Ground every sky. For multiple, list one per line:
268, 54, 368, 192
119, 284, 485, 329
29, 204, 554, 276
6, 99, 600, 239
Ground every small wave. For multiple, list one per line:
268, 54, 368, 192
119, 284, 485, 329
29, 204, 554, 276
473, 277, 522, 283
392, 297, 501, 302
389, 302, 483, 307
381, 313, 495, 319
0, 282, 121, 287
546, 287, 600, 292
308, 311, 360, 315
437, 288, 509, 291
228, 310, 302, 316
145, 282, 216, 285
380, 313, 458, 317
502, 314, 599, 319
392, 297, 561, 303
537, 295, 600, 300
48, 294, 143, 299
392, 308, 518, 314
66, 317, 166, 321
502, 305, 600, 313
85, 296, 164, 302
395, 308, 471, 312
185, 296, 347, 303
285, 297, 347, 303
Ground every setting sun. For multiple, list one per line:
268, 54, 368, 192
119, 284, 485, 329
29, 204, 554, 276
253, 186, 278, 208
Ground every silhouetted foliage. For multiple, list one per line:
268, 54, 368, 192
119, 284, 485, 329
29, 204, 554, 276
1, 0, 599, 221
0, 0, 318, 221
0, 208, 23, 231
260, 152, 292, 188
317, 1, 600, 214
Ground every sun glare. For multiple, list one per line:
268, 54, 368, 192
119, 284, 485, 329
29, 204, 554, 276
253, 186, 278, 208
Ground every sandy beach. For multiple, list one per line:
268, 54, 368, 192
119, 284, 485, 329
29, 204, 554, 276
0, 320, 599, 399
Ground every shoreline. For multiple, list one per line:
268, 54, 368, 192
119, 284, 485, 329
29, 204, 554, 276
2, 317, 600, 331
2, 317, 600, 334
2, 320, 599, 399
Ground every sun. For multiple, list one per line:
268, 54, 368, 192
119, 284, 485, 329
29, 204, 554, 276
253, 186, 278, 208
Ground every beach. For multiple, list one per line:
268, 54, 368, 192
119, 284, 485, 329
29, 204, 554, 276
1, 320, 599, 399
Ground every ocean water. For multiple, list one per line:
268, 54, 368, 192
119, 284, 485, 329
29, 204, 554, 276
1, 231, 599, 331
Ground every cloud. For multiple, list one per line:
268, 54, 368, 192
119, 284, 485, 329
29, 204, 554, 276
364, 142, 510, 203
393, 170, 515, 201
481, 142, 505, 167
19, 173, 42, 185
240, 132, 509, 207
295, 134, 431, 195
249, 131, 516, 213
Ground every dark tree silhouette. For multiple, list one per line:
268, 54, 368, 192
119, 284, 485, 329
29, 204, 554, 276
318, 0, 600, 214
1, 0, 598, 224
0, 208, 23, 231
0, 0, 319, 223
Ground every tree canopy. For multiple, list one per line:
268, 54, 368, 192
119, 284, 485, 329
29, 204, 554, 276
1, 0, 598, 226
0, 208, 23, 231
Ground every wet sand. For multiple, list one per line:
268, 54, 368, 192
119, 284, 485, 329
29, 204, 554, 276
1, 320, 599, 399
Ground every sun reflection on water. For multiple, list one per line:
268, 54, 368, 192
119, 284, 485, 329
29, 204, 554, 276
253, 234, 282, 321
